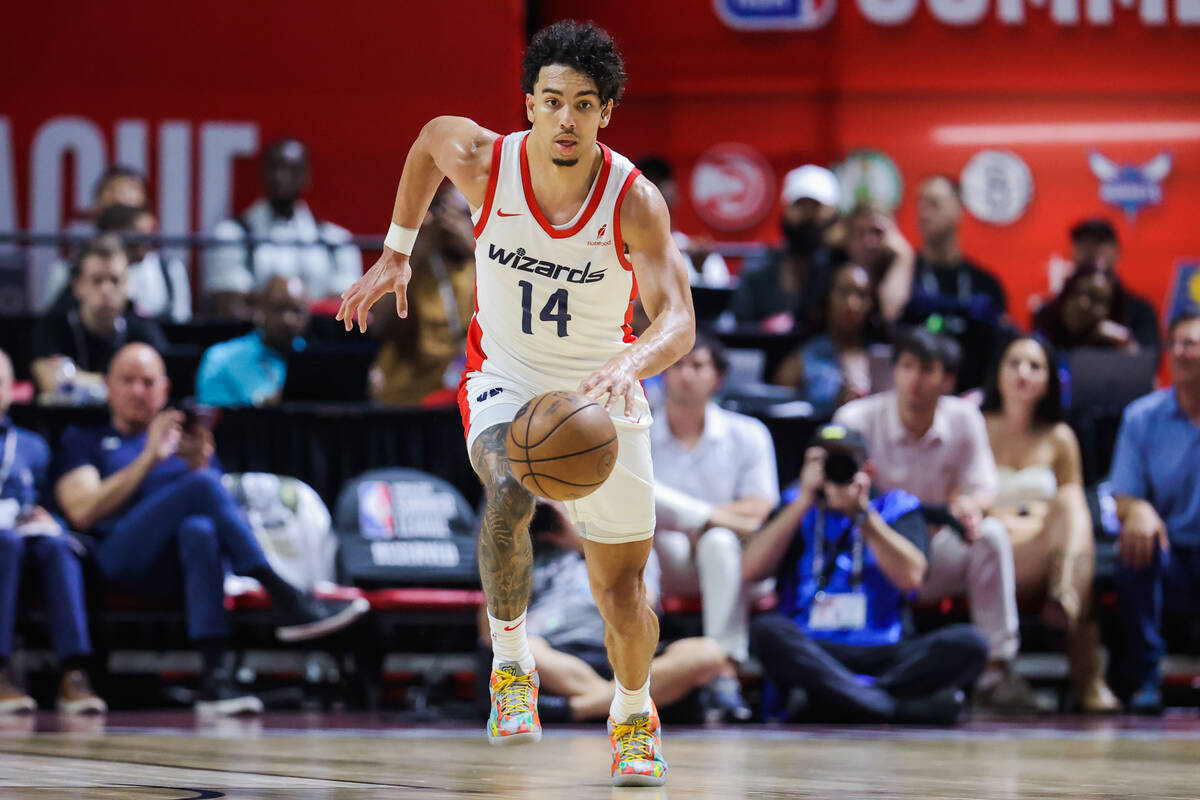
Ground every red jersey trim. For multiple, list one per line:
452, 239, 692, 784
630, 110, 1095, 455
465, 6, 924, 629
519, 135, 612, 240
472, 135, 506, 239
622, 273, 639, 344
458, 287, 486, 441
612, 169, 641, 272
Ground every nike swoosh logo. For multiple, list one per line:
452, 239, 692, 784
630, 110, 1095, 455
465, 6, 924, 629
503, 621, 524, 631
497, 210, 521, 217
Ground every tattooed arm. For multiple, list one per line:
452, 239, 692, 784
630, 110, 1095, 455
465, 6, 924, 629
471, 423, 536, 620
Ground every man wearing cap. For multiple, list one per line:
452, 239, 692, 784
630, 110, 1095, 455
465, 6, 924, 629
731, 165, 841, 333
745, 424, 989, 724
835, 327, 1036, 712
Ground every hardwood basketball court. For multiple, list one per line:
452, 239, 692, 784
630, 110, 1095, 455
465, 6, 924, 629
2, 712, 1198, 798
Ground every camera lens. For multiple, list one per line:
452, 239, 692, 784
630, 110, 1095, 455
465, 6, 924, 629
823, 450, 859, 485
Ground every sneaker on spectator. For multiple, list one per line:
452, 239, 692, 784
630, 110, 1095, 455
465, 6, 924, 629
275, 594, 369, 642
195, 669, 264, 717
0, 671, 35, 715
56, 670, 107, 715
1128, 679, 1164, 716
702, 675, 752, 722
974, 668, 1040, 714
893, 688, 966, 726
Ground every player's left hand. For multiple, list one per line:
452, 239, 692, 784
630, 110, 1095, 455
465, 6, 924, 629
580, 355, 640, 418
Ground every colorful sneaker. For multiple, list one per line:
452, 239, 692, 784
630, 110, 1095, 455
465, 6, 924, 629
608, 702, 668, 787
486, 664, 541, 746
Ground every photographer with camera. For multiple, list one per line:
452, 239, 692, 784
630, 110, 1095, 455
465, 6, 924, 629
745, 424, 988, 725
54, 343, 367, 715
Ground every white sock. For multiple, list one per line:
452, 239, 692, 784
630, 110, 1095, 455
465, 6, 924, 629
487, 610, 535, 674
610, 676, 652, 722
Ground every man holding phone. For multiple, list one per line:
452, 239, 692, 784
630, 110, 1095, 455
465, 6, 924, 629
743, 424, 988, 724
54, 343, 367, 715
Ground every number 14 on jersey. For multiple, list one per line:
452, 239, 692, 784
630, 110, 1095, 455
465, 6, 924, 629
519, 280, 571, 337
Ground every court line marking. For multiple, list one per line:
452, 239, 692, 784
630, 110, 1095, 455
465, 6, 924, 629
0, 749, 476, 792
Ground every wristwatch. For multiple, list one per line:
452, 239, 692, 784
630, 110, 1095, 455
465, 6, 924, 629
853, 508, 871, 528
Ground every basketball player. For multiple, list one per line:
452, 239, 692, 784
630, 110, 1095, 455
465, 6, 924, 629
337, 21, 694, 786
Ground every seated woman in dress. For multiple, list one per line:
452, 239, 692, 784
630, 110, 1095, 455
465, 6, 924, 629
771, 261, 889, 416
980, 335, 1118, 712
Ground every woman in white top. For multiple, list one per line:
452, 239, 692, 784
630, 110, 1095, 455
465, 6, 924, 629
981, 335, 1118, 712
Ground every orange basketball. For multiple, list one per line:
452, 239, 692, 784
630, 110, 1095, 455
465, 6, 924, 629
505, 391, 619, 501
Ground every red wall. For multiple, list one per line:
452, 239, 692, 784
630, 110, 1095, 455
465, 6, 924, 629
4, 0, 1199, 326
2, 0, 526, 244
540, 0, 1200, 324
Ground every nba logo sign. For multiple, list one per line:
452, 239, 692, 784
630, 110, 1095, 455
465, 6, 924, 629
357, 481, 396, 540
714, 0, 837, 31
1088, 151, 1172, 222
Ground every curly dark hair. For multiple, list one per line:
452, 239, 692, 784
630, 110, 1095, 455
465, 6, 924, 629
521, 20, 627, 106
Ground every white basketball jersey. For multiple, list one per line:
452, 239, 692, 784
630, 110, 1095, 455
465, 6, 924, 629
466, 131, 642, 390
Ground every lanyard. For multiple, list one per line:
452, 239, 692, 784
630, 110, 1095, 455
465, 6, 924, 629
920, 263, 971, 305
811, 504, 864, 593
0, 428, 17, 492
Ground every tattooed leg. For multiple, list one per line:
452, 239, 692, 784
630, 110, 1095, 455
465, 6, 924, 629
471, 423, 536, 620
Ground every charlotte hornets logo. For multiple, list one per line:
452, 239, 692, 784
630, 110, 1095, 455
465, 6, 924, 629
1088, 151, 1172, 221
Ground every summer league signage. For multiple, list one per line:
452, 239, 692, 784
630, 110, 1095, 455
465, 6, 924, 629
714, 0, 1200, 29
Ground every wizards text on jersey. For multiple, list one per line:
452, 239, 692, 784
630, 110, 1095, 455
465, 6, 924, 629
488, 244, 607, 285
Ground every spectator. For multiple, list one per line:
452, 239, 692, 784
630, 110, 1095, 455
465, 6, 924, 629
31, 235, 169, 402
204, 138, 362, 319
34, 166, 149, 313
1034, 261, 1138, 353
1109, 312, 1200, 713
902, 175, 1009, 391
906, 175, 1007, 318
0, 349, 106, 715
368, 186, 475, 406
834, 328, 1036, 712
509, 501, 730, 723
1069, 218, 1160, 351
53, 344, 368, 715
637, 155, 730, 288
745, 425, 988, 724
841, 204, 915, 323
772, 262, 889, 416
43, 204, 191, 323
980, 335, 1119, 712
196, 277, 310, 407
732, 165, 840, 333
651, 334, 779, 720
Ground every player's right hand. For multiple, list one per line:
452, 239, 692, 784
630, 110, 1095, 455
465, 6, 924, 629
337, 253, 413, 333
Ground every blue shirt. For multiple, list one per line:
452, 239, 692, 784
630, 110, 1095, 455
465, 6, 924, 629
800, 336, 843, 416
775, 487, 926, 647
196, 331, 295, 407
1109, 388, 1200, 547
0, 418, 52, 515
57, 424, 222, 535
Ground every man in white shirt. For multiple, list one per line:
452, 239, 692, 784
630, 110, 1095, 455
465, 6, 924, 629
651, 334, 780, 719
203, 138, 362, 318
835, 327, 1036, 712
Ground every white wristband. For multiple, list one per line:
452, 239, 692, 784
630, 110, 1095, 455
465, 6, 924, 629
384, 223, 418, 256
